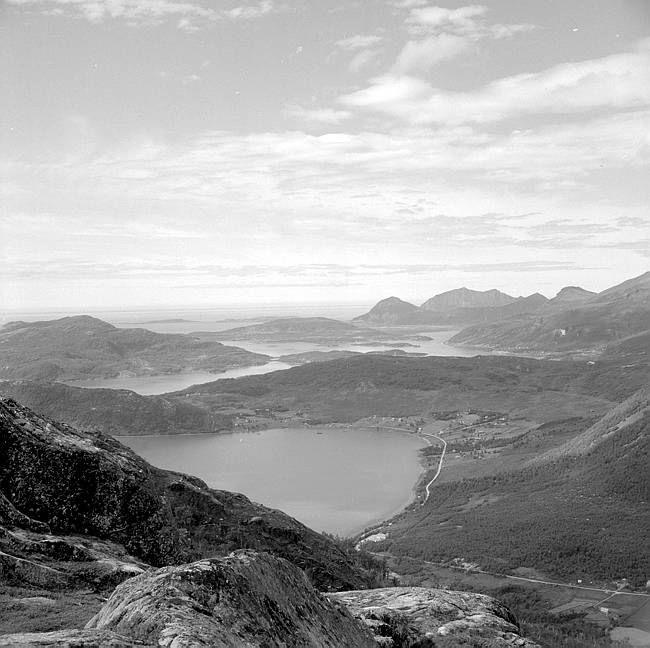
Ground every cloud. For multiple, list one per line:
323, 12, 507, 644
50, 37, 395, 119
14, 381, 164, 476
336, 34, 383, 51
334, 33, 384, 72
348, 48, 382, 73
391, 33, 468, 74
406, 4, 487, 34
341, 40, 650, 124
5, 0, 282, 28
387, 4, 534, 75
283, 105, 352, 124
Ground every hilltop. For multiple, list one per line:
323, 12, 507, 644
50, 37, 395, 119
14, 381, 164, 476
353, 297, 425, 325
210, 316, 407, 344
0, 315, 268, 382
421, 287, 515, 311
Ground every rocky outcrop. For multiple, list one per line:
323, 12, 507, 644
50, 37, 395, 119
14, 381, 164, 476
329, 587, 540, 647
0, 629, 139, 647
0, 398, 369, 591
1, 552, 540, 648
85, 550, 377, 647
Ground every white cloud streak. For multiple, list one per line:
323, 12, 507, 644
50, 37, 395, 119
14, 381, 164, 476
342, 39, 650, 124
5, 0, 282, 28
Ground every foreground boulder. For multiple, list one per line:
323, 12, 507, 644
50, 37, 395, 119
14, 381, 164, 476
85, 551, 377, 647
0, 552, 540, 648
329, 587, 540, 647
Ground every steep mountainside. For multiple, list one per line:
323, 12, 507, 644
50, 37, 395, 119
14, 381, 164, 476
534, 386, 650, 462
383, 389, 650, 587
0, 398, 369, 591
0, 316, 268, 382
421, 287, 516, 311
451, 271, 650, 357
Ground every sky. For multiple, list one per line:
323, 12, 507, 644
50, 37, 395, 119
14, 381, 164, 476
1, 0, 649, 312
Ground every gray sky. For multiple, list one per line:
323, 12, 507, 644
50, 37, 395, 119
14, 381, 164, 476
1, 0, 649, 310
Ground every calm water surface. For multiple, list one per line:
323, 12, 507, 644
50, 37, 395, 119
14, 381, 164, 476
121, 426, 427, 536
67, 361, 292, 395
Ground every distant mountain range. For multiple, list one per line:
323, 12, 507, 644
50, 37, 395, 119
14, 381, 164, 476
355, 272, 649, 359
451, 271, 650, 357
0, 315, 268, 381
354, 287, 546, 326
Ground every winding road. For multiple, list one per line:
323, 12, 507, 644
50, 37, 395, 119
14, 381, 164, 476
372, 424, 447, 505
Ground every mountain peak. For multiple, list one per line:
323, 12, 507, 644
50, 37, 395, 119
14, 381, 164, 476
421, 287, 516, 311
552, 286, 596, 303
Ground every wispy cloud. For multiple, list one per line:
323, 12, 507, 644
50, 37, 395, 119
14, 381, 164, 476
5, 0, 282, 29
342, 39, 650, 124
283, 105, 352, 125
387, 4, 534, 74
336, 34, 384, 51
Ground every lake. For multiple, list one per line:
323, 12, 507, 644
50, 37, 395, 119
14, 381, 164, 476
67, 360, 293, 395
121, 426, 427, 536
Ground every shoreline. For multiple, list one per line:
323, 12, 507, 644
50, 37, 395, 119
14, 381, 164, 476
117, 422, 431, 539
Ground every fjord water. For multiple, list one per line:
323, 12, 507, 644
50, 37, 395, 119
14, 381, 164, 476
121, 426, 427, 536
68, 360, 292, 395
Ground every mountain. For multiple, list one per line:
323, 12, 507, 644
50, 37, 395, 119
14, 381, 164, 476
0, 315, 268, 382
353, 297, 426, 325
214, 316, 365, 340
421, 287, 516, 311
451, 271, 650, 357
354, 290, 544, 327
550, 285, 596, 304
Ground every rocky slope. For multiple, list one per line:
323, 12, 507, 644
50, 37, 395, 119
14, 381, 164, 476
0, 552, 540, 647
0, 398, 368, 591
329, 587, 540, 647
0, 316, 268, 382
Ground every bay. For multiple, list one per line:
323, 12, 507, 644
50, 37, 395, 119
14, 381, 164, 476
121, 426, 427, 536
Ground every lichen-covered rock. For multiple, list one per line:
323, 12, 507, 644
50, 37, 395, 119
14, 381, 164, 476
328, 587, 541, 647
0, 629, 142, 647
86, 550, 378, 647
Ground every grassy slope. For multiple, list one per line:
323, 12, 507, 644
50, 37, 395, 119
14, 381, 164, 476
383, 410, 650, 587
